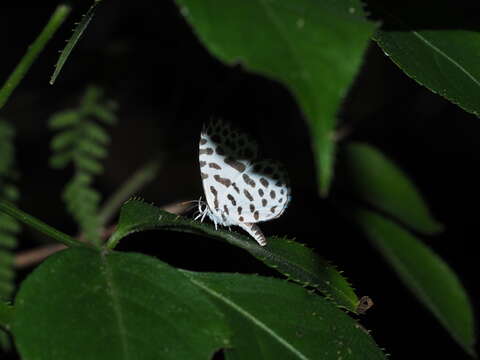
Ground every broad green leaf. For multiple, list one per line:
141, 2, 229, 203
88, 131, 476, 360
175, 0, 377, 194
350, 207, 475, 357
372, 2, 480, 116
109, 199, 360, 312
183, 271, 385, 360
13, 248, 229, 360
338, 142, 442, 234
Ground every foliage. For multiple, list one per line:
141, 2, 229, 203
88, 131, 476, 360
350, 207, 475, 356
173, 2, 476, 354
0, 1, 478, 359
49, 86, 117, 244
12, 248, 383, 360
0, 121, 19, 299
50, 0, 103, 85
370, 1, 480, 117
0, 5, 70, 109
0, 120, 19, 350
175, 0, 377, 195
109, 199, 360, 312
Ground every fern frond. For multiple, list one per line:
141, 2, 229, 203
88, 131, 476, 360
0, 119, 19, 306
49, 86, 117, 245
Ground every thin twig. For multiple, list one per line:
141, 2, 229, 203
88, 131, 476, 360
98, 160, 159, 226
14, 201, 191, 269
14, 243, 66, 269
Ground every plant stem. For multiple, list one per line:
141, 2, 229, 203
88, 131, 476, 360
0, 4, 71, 109
0, 201, 81, 248
98, 161, 159, 226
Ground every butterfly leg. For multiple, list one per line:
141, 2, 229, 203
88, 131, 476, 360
238, 223, 267, 246
200, 209, 208, 223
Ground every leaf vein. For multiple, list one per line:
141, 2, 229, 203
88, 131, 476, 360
189, 276, 310, 360
411, 31, 480, 88
102, 253, 130, 359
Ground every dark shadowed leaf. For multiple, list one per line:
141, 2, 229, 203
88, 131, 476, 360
175, 0, 377, 194
182, 271, 385, 360
371, 2, 480, 116
338, 142, 442, 234
350, 207, 475, 357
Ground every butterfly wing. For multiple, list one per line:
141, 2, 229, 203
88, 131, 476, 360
199, 120, 255, 224
231, 159, 291, 223
199, 120, 290, 246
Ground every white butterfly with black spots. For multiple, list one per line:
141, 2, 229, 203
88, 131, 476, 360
196, 119, 291, 246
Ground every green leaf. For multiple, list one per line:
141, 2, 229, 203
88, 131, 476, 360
93, 104, 117, 125
77, 139, 108, 158
0, 121, 15, 138
262, 236, 359, 312
0, 5, 71, 109
48, 110, 80, 128
50, 129, 78, 151
175, 0, 377, 195
0, 214, 21, 233
0, 301, 14, 331
50, 1, 101, 85
49, 152, 73, 168
0, 235, 16, 248
83, 122, 110, 144
350, 207, 475, 357
372, 2, 480, 116
1, 184, 19, 202
338, 142, 443, 234
74, 155, 103, 174
183, 271, 385, 360
109, 199, 360, 312
13, 248, 230, 360
0, 331, 11, 352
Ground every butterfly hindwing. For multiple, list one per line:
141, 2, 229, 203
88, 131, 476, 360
229, 159, 290, 223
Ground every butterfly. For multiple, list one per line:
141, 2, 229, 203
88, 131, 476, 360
195, 119, 291, 246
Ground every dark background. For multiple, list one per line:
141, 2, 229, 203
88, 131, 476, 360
1, 1, 478, 358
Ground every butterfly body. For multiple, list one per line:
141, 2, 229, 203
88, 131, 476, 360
198, 120, 290, 246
